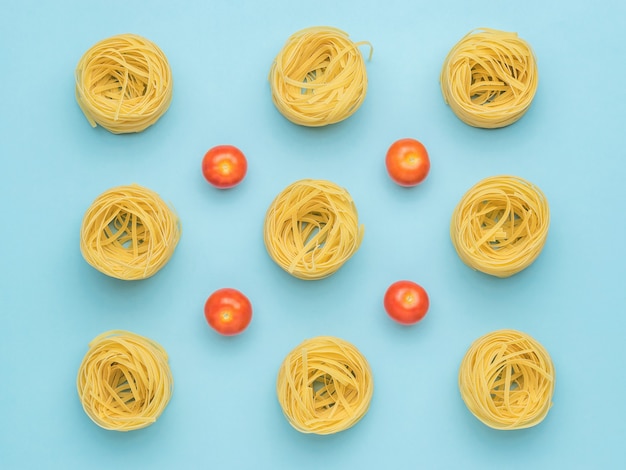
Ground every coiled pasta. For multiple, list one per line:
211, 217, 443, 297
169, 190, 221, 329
75, 33, 173, 133
440, 28, 538, 128
276, 336, 374, 435
80, 184, 181, 280
77, 330, 173, 431
450, 175, 549, 277
263, 179, 364, 280
459, 329, 555, 430
269, 26, 373, 126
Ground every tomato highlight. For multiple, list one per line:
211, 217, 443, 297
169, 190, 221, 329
384, 280, 429, 325
202, 145, 247, 189
204, 288, 252, 335
385, 138, 430, 187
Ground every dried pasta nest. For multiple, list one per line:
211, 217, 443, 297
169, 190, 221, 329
276, 336, 374, 434
440, 28, 538, 128
450, 175, 549, 277
80, 184, 181, 280
75, 33, 173, 133
269, 26, 372, 126
263, 179, 364, 280
459, 329, 555, 430
76, 330, 173, 431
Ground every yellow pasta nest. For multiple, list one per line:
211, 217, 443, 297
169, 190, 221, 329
276, 336, 374, 435
263, 179, 364, 280
75, 33, 173, 133
80, 184, 181, 280
450, 175, 549, 277
269, 26, 373, 126
77, 330, 173, 431
440, 28, 538, 128
459, 329, 555, 430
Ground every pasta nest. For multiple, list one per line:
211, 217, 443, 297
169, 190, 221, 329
269, 26, 372, 126
80, 184, 181, 280
76, 330, 173, 431
75, 33, 173, 133
276, 336, 374, 435
450, 175, 549, 277
440, 28, 538, 128
459, 329, 555, 430
263, 179, 364, 280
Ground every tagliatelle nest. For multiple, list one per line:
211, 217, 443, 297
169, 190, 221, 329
276, 336, 374, 435
269, 26, 372, 127
80, 184, 181, 280
263, 179, 364, 280
75, 33, 173, 133
440, 28, 538, 128
77, 330, 173, 431
459, 329, 555, 430
450, 175, 549, 277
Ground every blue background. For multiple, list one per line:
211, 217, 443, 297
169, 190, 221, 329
2, 1, 625, 468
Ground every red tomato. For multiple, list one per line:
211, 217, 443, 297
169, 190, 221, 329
204, 288, 252, 335
202, 145, 247, 188
385, 138, 430, 187
384, 280, 429, 325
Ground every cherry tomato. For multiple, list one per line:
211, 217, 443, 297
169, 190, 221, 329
385, 138, 430, 187
204, 288, 252, 335
384, 280, 429, 325
202, 145, 247, 188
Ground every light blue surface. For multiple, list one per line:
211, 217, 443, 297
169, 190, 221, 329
2, 1, 625, 468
